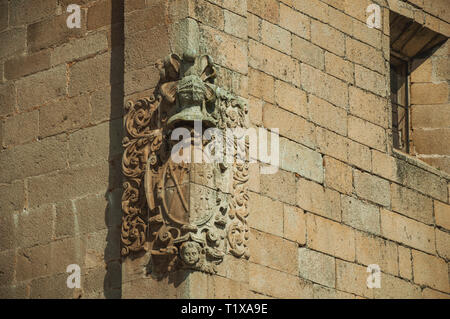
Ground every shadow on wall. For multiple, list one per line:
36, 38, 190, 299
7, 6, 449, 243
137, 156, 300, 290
103, 0, 124, 299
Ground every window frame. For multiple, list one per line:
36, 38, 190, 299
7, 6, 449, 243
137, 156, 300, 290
390, 51, 412, 154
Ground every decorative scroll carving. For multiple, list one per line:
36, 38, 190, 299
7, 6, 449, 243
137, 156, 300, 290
121, 51, 249, 274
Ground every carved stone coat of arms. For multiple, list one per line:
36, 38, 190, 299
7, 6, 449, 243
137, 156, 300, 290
121, 51, 250, 274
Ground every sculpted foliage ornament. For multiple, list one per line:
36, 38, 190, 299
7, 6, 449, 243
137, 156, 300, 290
121, 50, 249, 274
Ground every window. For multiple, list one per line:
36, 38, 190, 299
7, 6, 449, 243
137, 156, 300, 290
390, 54, 409, 153
389, 11, 448, 174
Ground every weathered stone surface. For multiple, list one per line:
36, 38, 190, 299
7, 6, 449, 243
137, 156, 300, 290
355, 231, 398, 276
69, 53, 111, 96
348, 140, 372, 171
125, 26, 171, 72
5, 50, 51, 80
349, 86, 387, 127
390, 183, 433, 224
248, 192, 283, 237
275, 80, 307, 117
249, 68, 275, 103
435, 200, 450, 230
311, 20, 345, 56
200, 26, 248, 74
346, 37, 385, 74
68, 120, 122, 166
324, 157, 352, 194
380, 209, 435, 254
87, 0, 123, 31
17, 205, 54, 248
51, 32, 109, 66
292, 35, 324, 70
224, 10, 247, 39
16, 65, 67, 111
280, 137, 323, 183
10, 0, 57, 26
297, 178, 341, 221
306, 213, 355, 261
283, 204, 306, 245
354, 170, 390, 206
261, 169, 296, 205
27, 163, 117, 208
2, 110, 39, 147
263, 103, 316, 148
298, 248, 336, 288
302, 63, 348, 109
411, 83, 448, 105
0, 250, 15, 286
374, 272, 421, 299
336, 259, 373, 298
0, 28, 26, 59
0, 135, 68, 184
279, 3, 310, 39
39, 95, 91, 138
0, 83, 16, 116
249, 230, 298, 275
413, 129, 450, 155
412, 250, 449, 293
0, 211, 16, 251
435, 229, 450, 260
411, 104, 450, 129
325, 52, 354, 83
355, 65, 387, 97
398, 245, 413, 280
249, 40, 300, 86
342, 196, 381, 235
28, 14, 84, 52
348, 116, 386, 152
249, 263, 314, 299
309, 95, 347, 136
316, 126, 349, 162
261, 20, 291, 55
247, 0, 279, 24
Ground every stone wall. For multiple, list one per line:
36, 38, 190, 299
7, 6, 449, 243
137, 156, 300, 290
410, 44, 449, 172
0, 0, 449, 299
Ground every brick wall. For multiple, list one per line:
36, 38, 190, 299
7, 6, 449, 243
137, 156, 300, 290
0, 0, 449, 299
0, 0, 172, 298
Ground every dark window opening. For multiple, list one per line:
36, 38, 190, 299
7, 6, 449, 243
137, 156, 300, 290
390, 54, 410, 153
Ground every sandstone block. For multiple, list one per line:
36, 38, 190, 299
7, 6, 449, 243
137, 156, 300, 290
380, 209, 435, 254
283, 204, 306, 245
298, 248, 336, 288
249, 229, 298, 275
297, 178, 341, 221
248, 192, 283, 237
412, 250, 449, 293
306, 213, 355, 261
16, 65, 67, 111
390, 183, 433, 224
342, 196, 381, 235
355, 231, 398, 276
324, 157, 352, 194
309, 95, 347, 136
325, 52, 354, 83
353, 170, 390, 206
275, 80, 308, 117
5, 50, 51, 80
2, 110, 38, 147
